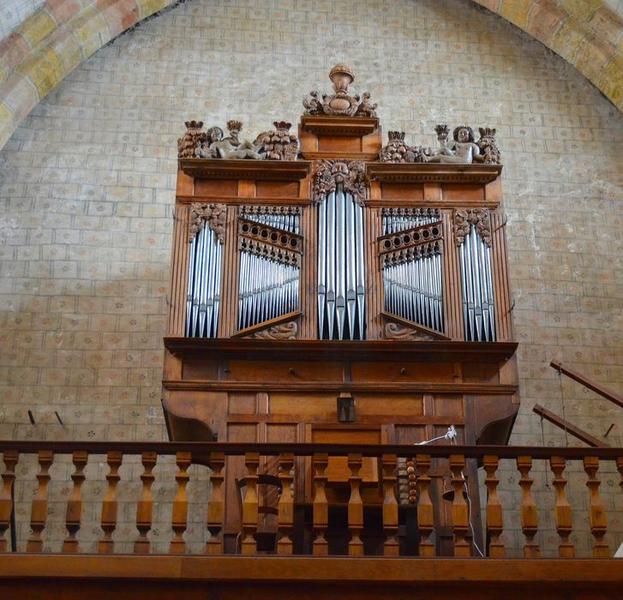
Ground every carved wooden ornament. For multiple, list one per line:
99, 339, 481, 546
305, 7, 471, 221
251, 321, 299, 340
189, 203, 226, 243
453, 208, 492, 247
312, 160, 367, 206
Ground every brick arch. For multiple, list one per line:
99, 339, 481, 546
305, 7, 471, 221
0, 0, 622, 151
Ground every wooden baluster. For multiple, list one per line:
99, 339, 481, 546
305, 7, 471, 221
0, 450, 18, 552
550, 456, 574, 558
134, 451, 157, 554
277, 452, 294, 555
348, 453, 364, 556
206, 451, 225, 555
63, 451, 88, 553
170, 451, 191, 554
517, 455, 540, 558
449, 454, 470, 557
483, 455, 504, 558
415, 454, 435, 557
382, 453, 399, 556
99, 451, 122, 554
240, 452, 259, 555
312, 453, 329, 555
583, 456, 609, 557
27, 450, 53, 552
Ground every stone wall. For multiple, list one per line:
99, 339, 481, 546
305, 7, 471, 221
0, 0, 622, 555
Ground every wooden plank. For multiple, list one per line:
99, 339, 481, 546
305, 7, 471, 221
533, 404, 609, 448
550, 361, 623, 409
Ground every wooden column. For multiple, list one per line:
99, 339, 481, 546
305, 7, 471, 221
63, 450, 88, 553
483, 454, 504, 558
550, 456, 574, 558
442, 211, 463, 340
240, 452, 259, 555
27, 450, 53, 552
98, 451, 122, 554
0, 450, 18, 552
206, 451, 225, 555
134, 451, 157, 554
218, 205, 241, 337
168, 204, 191, 335
381, 454, 399, 556
365, 206, 383, 340
517, 455, 540, 558
300, 205, 317, 339
583, 456, 609, 558
491, 208, 512, 341
277, 452, 294, 555
415, 454, 435, 557
347, 453, 364, 556
170, 452, 191, 554
312, 453, 329, 555
449, 454, 470, 557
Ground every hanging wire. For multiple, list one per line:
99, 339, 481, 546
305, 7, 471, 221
557, 369, 570, 447
539, 414, 550, 488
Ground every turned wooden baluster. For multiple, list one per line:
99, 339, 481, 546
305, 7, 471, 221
63, 450, 88, 553
27, 450, 53, 552
348, 453, 364, 556
415, 454, 435, 557
170, 451, 191, 554
312, 453, 329, 556
583, 456, 609, 557
382, 453, 399, 556
277, 452, 294, 555
483, 455, 504, 558
549, 456, 574, 558
99, 451, 122, 553
517, 455, 540, 558
449, 454, 470, 557
134, 451, 157, 554
0, 450, 18, 552
206, 451, 225, 555
240, 452, 259, 555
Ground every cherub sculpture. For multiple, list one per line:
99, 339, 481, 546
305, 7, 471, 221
209, 120, 262, 159
426, 125, 483, 164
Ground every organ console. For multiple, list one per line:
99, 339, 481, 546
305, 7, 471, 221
162, 65, 518, 554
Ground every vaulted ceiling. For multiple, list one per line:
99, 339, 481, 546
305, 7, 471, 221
0, 0, 622, 151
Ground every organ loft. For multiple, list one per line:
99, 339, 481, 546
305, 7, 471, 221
163, 64, 518, 554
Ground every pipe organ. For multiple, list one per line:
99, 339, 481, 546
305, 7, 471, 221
163, 65, 519, 556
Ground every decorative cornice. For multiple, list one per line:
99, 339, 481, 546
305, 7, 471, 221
366, 162, 502, 184
301, 115, 378, 137
179, 158, 311, 181
312, 160, 367, 206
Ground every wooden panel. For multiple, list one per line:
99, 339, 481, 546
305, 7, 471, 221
227, 393, 257, 415
194, 179, 238, 197
433, 396, 463, 418
270, 394, 335, 418
394, 425, 427, 444
461, 361, 500, 383
182, 360, 219, 380
226, 360, 343, 382
350, 362, 455, 382
442, 185, 484, 203
266, 423, 297, 443
354, 395, 424, 417
318, 136, 361, 152
255, 181, 299, 198
380, 183, 424, 201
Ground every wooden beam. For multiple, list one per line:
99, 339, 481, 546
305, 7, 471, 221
550, 361, 623, 410
533, 404, 609, 448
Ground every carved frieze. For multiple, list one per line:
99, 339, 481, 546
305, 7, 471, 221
453, 208, 492, 247
303, 64, 377, 118
238, 218, 303, 255
238, 237, 300, 267
383, 322, 439, 342
312, 159, 367, 206
189, 203, 226, 243
379, 125, 501, 165
250, 320, 299, 340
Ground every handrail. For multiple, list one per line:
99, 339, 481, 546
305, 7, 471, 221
0, 440, 621, 459
551, 361, 623, 409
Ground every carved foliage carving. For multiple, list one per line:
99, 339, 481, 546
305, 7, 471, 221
189, 203, 226, 243
453, 208, 492, 247
477, 127, 501, 165
379, 131, 430, 164
178, 121, 206, 158
250, 320, 298, 340
303, 64, 377, 118
312, 160, 367, 206
254, 121, 299, 160
383, 322, 439, 341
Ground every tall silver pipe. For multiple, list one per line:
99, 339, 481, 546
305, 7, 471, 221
346, 188, 357, 338
355, 202, 365, 338
335, 189, 346, 339
318, 194, 327, 337
326, 191, 336, 339
186, 236, 196, 336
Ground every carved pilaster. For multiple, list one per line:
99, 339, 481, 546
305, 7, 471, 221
189, 203, 226, 243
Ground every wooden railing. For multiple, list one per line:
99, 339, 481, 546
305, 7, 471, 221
1, 441, 622, 557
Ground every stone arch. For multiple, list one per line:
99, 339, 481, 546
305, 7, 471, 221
0, 0, 622, 151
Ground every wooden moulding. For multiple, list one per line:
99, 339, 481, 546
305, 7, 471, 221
179, 159, 312, 181
366, 162, 502, 185
163, 337, 518, 362
301, 115, 379, 137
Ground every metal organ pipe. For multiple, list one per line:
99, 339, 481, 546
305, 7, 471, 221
185, 226, 222, 338
318, 186, 366, 340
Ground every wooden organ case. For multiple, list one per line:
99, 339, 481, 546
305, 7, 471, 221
163, 66, 518, 555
